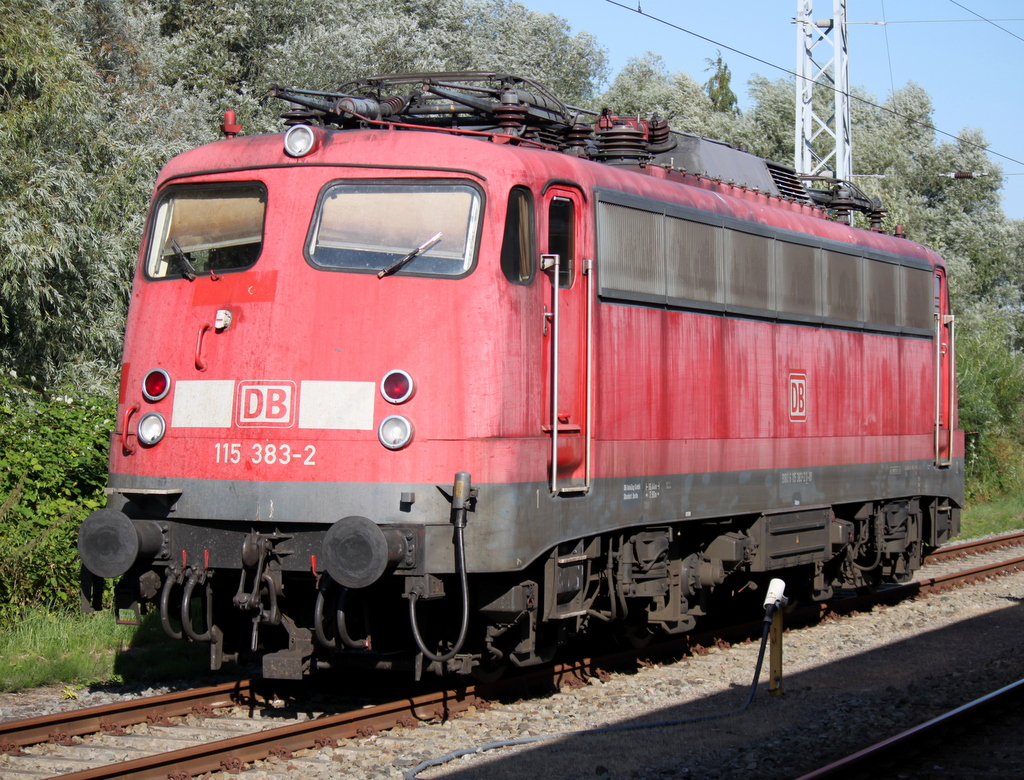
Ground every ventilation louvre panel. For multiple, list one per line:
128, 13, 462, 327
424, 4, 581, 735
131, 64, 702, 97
766, 163, 812, 203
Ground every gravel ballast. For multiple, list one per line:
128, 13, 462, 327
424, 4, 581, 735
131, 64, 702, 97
3, 568, 1024, 780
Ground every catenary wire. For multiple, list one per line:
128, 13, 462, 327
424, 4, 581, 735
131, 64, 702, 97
946, 0, 1024, 45
603, 0, 1024, 172
880, 0, 897, 98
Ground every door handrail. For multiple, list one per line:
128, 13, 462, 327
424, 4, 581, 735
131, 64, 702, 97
934, 311, 955, 467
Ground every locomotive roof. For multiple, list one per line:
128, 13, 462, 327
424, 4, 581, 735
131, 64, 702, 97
267, 72, 884, 215
158, 72, 943, 271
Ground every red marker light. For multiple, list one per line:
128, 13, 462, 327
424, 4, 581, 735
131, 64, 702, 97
380, 370, 414, 403
143, 368, 170, 402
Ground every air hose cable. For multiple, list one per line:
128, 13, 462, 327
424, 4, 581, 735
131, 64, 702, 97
408, 472, 473, 664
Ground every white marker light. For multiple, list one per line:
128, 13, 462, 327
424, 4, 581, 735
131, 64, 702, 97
378, 415, 413, 450
137, 412, 166, 446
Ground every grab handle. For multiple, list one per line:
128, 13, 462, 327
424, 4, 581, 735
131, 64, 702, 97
195, 323, 212, 371
121, 404, 140, 454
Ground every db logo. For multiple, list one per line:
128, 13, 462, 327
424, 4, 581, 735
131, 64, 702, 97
236, 381, 295, 427
789, 373, 807, 422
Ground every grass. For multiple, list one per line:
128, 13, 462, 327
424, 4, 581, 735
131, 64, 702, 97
0, 608, 209, 693
959, 494, 1024, 539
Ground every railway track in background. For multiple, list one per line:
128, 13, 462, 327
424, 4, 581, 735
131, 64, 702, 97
923, 529, 1024, 564
794, 677, 1024, 779
3, 530, 1024, 780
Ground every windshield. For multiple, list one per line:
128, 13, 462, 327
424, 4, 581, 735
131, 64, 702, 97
146, 184, 266, 279
308, 181, 482, 276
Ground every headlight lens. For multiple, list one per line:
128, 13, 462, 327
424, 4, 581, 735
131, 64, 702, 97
378, 415, 413, 450
283, 124, 316, 157
137, 412, 166, 446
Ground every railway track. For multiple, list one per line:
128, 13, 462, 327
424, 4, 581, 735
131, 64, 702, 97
3, 530, 1023, 780
794, 677, 1024, 779
922, 530, 1024, 564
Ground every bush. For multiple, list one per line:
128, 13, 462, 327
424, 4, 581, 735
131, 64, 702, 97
956, 310, 1024, 504
0, 376, 114, 626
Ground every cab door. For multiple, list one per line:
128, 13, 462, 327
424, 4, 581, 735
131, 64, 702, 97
540, 186, 591, 494
934, 269, 955, 466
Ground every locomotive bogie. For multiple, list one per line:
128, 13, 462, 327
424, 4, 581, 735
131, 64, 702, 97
79, 74, 964, 680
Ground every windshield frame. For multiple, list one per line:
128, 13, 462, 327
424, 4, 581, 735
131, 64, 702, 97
304, 178, 485, 279
142, 181, 268, 281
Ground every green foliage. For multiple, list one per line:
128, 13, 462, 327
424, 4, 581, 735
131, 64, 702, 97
0, 0, 219, 391
261, 0, 607, 112
595, 52, 717, 138
958, 495, 1024, 538
597, 51, 676, 117
465, 0, 608, 105
0, 376, 114, 626
0, 607, 209, 691
955, 308, 1024, 502
0, 0, 120, 388
729, 75, 795, 162
703, 50, 737, 116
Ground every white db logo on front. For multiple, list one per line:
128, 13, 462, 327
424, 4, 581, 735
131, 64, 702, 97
789, 373, 807, 422
236, 381, 295, 427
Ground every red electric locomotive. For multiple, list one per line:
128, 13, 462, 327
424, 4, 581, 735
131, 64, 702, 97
78, 73, 962, 679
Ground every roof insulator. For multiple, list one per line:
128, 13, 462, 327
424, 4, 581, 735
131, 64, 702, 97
595, 122, 650, 165
281, 108, 317, 127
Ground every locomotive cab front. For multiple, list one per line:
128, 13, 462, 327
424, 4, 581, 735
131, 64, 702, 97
78, 122, 539, 677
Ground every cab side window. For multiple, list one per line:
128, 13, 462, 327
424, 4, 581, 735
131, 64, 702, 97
548, 196, 575, 288
501, 186, 535, 284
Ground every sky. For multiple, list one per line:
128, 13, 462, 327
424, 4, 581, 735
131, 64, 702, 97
519, 0, 1024, 220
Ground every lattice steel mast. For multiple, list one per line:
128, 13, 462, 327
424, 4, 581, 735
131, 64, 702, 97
795, 0, 851, 183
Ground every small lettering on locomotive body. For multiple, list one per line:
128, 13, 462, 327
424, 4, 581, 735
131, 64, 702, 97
622, 481, 641, 501
781, 471, 813, 484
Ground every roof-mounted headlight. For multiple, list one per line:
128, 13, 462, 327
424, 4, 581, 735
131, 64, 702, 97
283, 124, 317, 158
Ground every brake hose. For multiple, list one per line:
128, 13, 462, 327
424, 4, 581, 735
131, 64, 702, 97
408, 521, 470, 663
408, 472, 474, 664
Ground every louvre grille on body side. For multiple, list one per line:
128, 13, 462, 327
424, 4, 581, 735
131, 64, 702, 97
766, 162, 813, 203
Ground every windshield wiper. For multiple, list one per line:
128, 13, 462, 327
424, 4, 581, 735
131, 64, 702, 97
377, 232, 443, 279
170, 238, 197, 281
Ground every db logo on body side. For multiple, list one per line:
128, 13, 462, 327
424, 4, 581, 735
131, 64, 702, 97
236, 381, 296, 427
789, 373, 807, 422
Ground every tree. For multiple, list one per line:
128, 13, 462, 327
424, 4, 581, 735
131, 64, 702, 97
0, 0, 125, 389
597, 51, 674, 118
722, 75, 794, 163
464, 0, 608, 106
703, 50, 737, 116
596, 52, 715, 137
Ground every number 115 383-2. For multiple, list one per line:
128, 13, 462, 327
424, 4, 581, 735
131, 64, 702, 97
215, 442, 316, 466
